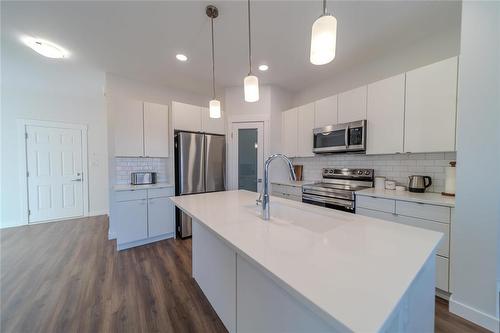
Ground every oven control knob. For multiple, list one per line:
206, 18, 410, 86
329, 169, 333, 174
357, 170, 363, 175
364, 170, 370, 175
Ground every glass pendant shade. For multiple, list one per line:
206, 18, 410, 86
310, 14, 337, 65
209, 99, 221, 118
244, 75, 259, 102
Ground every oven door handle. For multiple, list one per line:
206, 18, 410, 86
302, 194, 354, 210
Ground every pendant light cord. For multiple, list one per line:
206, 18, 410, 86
247, 0, 252, 75
210, 17, 216, 99
323, 0, 327, 15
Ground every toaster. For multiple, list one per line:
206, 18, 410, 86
131, 172, 157, 185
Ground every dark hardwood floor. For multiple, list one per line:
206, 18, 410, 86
0, 216, 489, 333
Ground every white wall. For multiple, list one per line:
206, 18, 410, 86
292, 27, 461, 107
450, 2, 500, 332
1, 37, 108, 227
224, 85, 293, 186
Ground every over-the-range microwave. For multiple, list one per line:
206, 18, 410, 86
313, 120, 366, 154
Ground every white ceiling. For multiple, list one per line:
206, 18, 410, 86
1, 1, 461, 96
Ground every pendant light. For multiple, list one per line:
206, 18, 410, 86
310, 0, 337, 65
244, 0, 259, 102
207, 5, 221, 118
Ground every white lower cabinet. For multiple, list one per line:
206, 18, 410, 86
356, 195, 452, 293
148, 196, 175, 238
113, 187, 175, 250
115, 198, 148, 244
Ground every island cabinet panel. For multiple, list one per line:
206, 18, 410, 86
192, 220, 236, 333
366, 73, 405, 155
404, 56, 458, 153
236, 255, 338, 333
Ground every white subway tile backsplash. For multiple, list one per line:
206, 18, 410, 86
115, 157, 170, 185
293, 152, 456, 193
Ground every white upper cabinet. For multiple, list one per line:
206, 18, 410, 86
366, 74, 405, 155
144, 102, 169, 157
201, 107, 226, 135
172, 102, 225, 135
113, 98, 144, 157
297, 103, 315, 157
314, 95, 338, 128
338, 86, 367, 123
172, 101, 202, 132
281, 108, 298, 158
404, 57, 458, 153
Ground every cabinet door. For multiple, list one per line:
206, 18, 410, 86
297, 103, 315, 157
147, 196, 175, 238
281, 108, 298, 157
314, 95, 338, 128
114, 199, 148, 244
405, 57, 458, 153
144, 102, 169, 157
338, 86, 367, 123
112, 98, 144, 157
172, 101, 202, 132
201, 107, 226, 134
366, 74, 405, 154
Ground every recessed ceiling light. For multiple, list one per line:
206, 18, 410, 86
176, 54, 188, 62
22, 36, 69, 59
258, 64, 269, 71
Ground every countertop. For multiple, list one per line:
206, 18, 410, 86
270, 180, 314, 187
170, 190, 442, 332
355, 188, 455, 207
113, 183, 174, 191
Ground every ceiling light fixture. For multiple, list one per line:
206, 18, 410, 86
206, 5, 221, 119
176, 54, 188, 62
244, 0, 259, 102
22, 37, 69, 59
310, 0, 337, 65
258, 64, 269, 71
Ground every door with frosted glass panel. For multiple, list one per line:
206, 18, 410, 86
230, 122, 264, 193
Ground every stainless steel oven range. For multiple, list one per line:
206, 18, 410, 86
302, 168, 374, 213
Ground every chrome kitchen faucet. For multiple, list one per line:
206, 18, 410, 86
257, 154, 296, 220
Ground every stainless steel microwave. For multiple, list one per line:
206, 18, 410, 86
313, 120, 366, 154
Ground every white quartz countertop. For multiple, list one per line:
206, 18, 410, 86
113, 183, 174, 191
356, 188, 455, 207
170, 190, 442, 332
270, 180, 313, 187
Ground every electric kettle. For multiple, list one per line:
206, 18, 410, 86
408, 175, 432, 193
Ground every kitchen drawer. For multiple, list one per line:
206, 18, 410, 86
356, 208, 398, 222
271, 184, 287, 195
115, 189, 147, 202
271, 191, 287, 199
148, 187, 174, 199
356, 195, 395, 213
396, 201, 450, 223
436, 255, 449, 291
395, 215, 449, 257
287, 194, 302, 202
286, 186, 302, 197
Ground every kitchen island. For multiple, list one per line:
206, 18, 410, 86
170, 190, 443, 333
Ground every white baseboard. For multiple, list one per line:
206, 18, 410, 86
117, 233, 174, 251
0, 221, 25, 229
88, 210, 109, 217
449, 296, 500, 333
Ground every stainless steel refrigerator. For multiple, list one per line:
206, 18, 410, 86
174, 131, 226, 238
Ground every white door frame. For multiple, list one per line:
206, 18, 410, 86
227, 114, 270, 191
17, 119, 89, 225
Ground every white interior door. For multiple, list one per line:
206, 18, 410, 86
26, 125, 85, 223
230, 122, 264, 193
